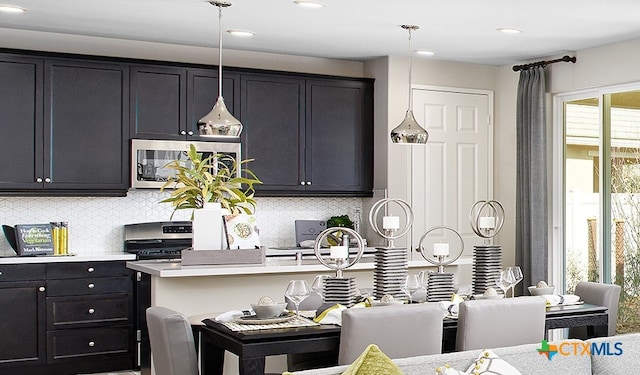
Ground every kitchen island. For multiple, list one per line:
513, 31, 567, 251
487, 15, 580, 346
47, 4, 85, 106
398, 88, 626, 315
127, 255, 472, 375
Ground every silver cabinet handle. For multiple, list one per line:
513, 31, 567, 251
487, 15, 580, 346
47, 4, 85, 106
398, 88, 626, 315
44, 177, 51, 183
88, 341, 95, 347
36, 177, 43, 183
300, 182, 305, 185
187, 130, 194, 136
88, 308, 95, 314
88, 283, 95, 289
180, 130, 187, 135
0, 271, 2, 276
87, 267, 94, 273
39, 286, 45, 292
306, 181, 312, 185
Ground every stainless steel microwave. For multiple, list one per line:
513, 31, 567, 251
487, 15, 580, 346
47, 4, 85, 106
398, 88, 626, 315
130, 139, 241, 189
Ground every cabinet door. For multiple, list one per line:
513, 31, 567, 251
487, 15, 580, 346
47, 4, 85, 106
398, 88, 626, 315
187, 68, 240, 141
44, 59, 129, 191
0, 54, 44, 189
0, 280, 46, 368
130, 65, 187, 140
241, 73, 305, 193
305, 79, 373, 194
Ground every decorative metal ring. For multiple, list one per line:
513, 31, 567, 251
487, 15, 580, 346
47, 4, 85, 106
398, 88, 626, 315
313, 227, 365, 271
468, 200, 505, 238
367, 198, 413, 240
416, 225, 464, 267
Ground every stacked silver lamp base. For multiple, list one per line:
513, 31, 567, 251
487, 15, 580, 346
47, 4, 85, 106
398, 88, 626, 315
426, 272, 455, 302
323, 277, 358, 307
373, 247, 408, 300
472, 245, 503, 295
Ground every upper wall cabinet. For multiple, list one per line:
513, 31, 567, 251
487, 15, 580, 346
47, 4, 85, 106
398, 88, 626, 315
0, 55, 43, 191
129, 65, 186, 140
241, 73, 373, 196
0, 53, 129, 195
130, 65, 240, 141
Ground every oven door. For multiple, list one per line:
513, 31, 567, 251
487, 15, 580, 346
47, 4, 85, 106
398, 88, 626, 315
130, 139, 241, 189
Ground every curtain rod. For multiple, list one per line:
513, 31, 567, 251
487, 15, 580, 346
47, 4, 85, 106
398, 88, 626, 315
512, 55, 576, 72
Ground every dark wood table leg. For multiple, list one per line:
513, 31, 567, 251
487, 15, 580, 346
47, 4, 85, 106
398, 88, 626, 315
200, 333, 225, 375
239, 356, 266, 375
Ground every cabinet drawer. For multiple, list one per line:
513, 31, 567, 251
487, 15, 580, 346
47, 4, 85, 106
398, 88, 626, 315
48, 294, 131, 328
0, 264, 46, 281
47, 261, 129, 279
47, 276, 132, 296
47, 326, 131, 361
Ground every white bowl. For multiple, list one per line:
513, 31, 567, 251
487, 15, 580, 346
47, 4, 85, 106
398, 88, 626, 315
473, 294, 504, 300
528, 286, 555, 296
250, 303, 287, 319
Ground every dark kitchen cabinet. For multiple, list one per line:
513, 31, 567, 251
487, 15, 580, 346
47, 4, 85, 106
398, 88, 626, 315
45, 59, 129, 192
0, 260, 135, 375
0, 54, 129, 195
0, 264, 47, 370
304, 79, 373, 194
241, 73, 306, 192
130, 65, 187, 140
0, 54, 44, 190
130, 65, 240, 141
241, 73, 373, 196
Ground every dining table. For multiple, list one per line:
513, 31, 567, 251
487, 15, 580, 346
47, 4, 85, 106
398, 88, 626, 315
197, 302, 608, 375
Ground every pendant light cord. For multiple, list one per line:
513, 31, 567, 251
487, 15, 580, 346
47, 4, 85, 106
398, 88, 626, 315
407, 27, 414, 111
217, 4, 223, 99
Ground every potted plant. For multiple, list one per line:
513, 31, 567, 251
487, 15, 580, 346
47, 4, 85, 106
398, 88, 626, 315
160, 144, 262, 218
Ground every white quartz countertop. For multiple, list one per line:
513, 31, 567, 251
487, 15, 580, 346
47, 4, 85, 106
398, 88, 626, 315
127, 256, 473, 277
0, 253, 136, 264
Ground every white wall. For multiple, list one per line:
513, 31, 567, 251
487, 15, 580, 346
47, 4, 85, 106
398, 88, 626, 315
374, 55, 498, 250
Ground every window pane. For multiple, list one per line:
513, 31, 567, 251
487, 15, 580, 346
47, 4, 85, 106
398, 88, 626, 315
564, 98, 601, 292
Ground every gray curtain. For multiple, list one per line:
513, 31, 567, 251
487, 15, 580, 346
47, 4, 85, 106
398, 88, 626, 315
515, 66, 548, 296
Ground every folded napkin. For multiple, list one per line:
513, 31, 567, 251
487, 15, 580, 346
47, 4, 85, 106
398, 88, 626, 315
313, 302, 366, 326
214, 310, 246, 322
438, 293, 465, 317
543, 294, 581, 306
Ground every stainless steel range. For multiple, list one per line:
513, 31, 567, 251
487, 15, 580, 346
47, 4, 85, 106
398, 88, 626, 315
124, 221, 192, 260
125, 221, 192, 375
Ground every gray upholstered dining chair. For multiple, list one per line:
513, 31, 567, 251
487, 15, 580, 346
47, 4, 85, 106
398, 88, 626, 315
455, 296, 546, 351
146, 306, 199, 375
569, 281, 621, 338
338, 303, 444, 365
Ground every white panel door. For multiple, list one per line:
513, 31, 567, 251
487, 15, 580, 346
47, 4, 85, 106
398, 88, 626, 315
410, 87, 493, 259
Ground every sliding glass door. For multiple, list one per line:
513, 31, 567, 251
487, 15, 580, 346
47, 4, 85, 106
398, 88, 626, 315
559, 87, 640, 334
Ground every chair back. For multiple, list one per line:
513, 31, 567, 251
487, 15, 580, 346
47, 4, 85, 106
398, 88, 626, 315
146, 306, 199, 375
456, 296, 546, 351
570, 281, 621, 338
338, 303, 444, 365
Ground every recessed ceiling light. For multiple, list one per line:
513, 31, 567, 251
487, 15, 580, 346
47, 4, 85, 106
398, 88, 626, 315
294, 1, 325, 8
497, 27, 521, 34
0, 5, 27, 13
415, 50, 435, 56
227, 30, 255, 38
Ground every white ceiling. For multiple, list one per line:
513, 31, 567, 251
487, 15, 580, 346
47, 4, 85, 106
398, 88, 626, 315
2, 0, 640, 66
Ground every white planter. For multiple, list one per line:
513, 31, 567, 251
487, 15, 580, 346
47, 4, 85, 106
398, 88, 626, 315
192, 202, 228, 250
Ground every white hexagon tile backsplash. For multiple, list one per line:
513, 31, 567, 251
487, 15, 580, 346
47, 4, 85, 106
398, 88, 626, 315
0, 190, 363, 257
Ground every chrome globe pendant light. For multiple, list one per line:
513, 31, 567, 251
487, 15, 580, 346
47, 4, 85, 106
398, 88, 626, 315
390, 25, 428, 144
198, 1, 243, 138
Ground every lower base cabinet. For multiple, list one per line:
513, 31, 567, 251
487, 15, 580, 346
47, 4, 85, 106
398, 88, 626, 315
0, 261, 135, 375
